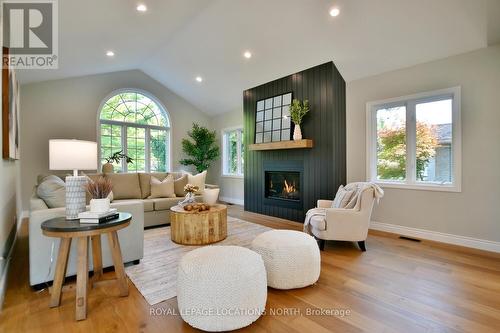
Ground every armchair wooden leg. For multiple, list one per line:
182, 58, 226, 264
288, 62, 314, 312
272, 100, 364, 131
318, 239, 325, 251
358, 241, 366, 252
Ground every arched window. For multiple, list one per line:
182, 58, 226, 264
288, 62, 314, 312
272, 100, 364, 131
98, 90, 170, 172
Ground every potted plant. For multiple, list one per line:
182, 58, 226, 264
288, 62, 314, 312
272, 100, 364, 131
290, 99, 310, 140
85, 176, 113, 213
179, 123, 220, 172
102, 150, 133, 173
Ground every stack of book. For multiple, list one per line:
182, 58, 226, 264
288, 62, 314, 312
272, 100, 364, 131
78, 209, 119, 224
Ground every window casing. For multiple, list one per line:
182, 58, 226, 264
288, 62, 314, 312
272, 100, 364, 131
222, 127, 244, 177
366, 87, 461, 192
98, 89, 171, 173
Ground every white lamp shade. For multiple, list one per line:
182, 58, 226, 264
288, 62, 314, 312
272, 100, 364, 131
49, 139, 98, 171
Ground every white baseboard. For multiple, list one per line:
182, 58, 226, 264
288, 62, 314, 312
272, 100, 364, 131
370, 221, 500, 253
219, 196, 244, 206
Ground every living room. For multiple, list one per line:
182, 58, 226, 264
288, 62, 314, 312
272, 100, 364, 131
1, 0, 500, 332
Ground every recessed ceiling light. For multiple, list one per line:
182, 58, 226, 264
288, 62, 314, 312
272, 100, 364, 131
106, 50, 115, 57
195, 76, 203, 83
329, 7, 340, 17
136, 4, 147, 12
243, 51, 252, 59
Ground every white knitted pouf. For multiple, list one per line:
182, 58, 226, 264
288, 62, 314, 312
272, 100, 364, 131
251, 230, 320, 289
177, 246, 267, 332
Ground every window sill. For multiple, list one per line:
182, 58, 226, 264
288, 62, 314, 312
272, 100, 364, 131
374, 181, 461, 193
221, 174, 244, 179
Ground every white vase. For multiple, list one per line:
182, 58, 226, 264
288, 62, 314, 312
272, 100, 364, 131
203, 188, 220, 205
90, 198, 110, 213
293, 124, 302, 140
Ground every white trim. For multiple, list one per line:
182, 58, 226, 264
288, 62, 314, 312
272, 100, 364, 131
221, 175, 244, 179
370, 221, 500, 253
366, 86, 461, 192
219, 196, 244, 206
96, 88, 173, 172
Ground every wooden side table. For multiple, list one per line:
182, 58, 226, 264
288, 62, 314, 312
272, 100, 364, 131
41, 213, 132, 321
170, 204, 227, 245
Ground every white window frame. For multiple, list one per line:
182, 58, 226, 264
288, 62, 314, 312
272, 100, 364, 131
97, 88, 172, 173
222, 127, 244, 178
366, 86, 461, 192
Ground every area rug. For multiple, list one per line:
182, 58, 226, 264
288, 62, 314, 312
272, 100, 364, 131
125, 216, 272, 305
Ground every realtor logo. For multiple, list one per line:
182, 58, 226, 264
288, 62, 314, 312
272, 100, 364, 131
2, 0, 58, 69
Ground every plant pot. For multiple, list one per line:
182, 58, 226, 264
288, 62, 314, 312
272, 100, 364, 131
102, 163, 114, 174
293, 124, 302, 140
90, 198, 110, 213
203, 188, 220, 205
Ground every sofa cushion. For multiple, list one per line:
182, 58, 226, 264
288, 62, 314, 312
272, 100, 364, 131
174, 174, 188, 197
36, 175, 66, 208
139, 172, 168, 198
105, 173, 142, 199
184, 170, 207, 194
113, 199, 154, 212
152, 197, 183, 211
149, 175, 176, 198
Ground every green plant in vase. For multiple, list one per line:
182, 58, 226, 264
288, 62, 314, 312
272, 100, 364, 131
289, 99, 310, 140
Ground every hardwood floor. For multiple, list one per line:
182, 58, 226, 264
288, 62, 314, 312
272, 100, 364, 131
1, 205, 499, 332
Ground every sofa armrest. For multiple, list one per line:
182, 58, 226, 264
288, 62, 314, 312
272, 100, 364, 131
205, 184, 219, 189
317, 200, 333, 208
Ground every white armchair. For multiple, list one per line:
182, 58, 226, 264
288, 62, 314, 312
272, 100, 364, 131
308, 187, 378, 251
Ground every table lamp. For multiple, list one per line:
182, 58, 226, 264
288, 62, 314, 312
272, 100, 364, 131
49, 139, 98, 219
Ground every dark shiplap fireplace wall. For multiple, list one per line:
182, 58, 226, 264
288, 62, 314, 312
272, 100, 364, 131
243, 62, 346, 222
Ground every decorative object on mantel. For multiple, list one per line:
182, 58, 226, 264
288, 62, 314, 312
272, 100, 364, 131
203, 187, 220, 205
2, 47, 20, 160
85, 176, 113, 213
249, 139, 313, 151
254, 92, 292, 144
290, 99, 310, 140
49, 139, 97, 219
180, 123, 220, 172
178, 183, 199, 206
102, 150, 133, 173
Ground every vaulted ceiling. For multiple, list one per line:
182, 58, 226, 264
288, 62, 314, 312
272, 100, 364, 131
17, 0, 500, 115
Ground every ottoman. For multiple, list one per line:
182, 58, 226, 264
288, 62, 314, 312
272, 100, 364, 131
177, 246, 267, 332
251, 230, 321, 289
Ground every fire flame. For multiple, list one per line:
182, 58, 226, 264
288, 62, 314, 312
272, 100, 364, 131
283, 180, 296, 193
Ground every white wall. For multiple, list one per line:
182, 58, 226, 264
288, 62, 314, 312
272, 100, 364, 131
208, 110, 244, 204
347, 44, 500, 242
19, 70, 211, 211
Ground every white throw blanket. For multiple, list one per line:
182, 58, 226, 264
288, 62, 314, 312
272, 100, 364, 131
303, 182, 384, 234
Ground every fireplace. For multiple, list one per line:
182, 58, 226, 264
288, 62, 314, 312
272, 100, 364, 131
265, 171, 300, 201
263, 160, 303, 209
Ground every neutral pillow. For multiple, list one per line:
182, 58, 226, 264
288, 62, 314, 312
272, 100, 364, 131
184, 170, 207, 194
174, 174, 188, 197
105, 173, 142, 199
36, 175, 66, 208
149, 175, 176, 198
331, 185, 356, 208
139, 172, 168, 198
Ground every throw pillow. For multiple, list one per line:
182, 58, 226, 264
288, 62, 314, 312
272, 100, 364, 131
184, 170, 207, 194
174, 174, 188, 197
105, 173, 142, 199
37, 175, 66, 208
149, 175, 176, 198
331, 185, 355, 208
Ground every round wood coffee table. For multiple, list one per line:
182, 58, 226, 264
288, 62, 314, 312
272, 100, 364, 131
170, 204, 227, 245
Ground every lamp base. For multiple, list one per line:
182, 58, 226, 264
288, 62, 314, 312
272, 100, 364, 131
65, 175, 87, 220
